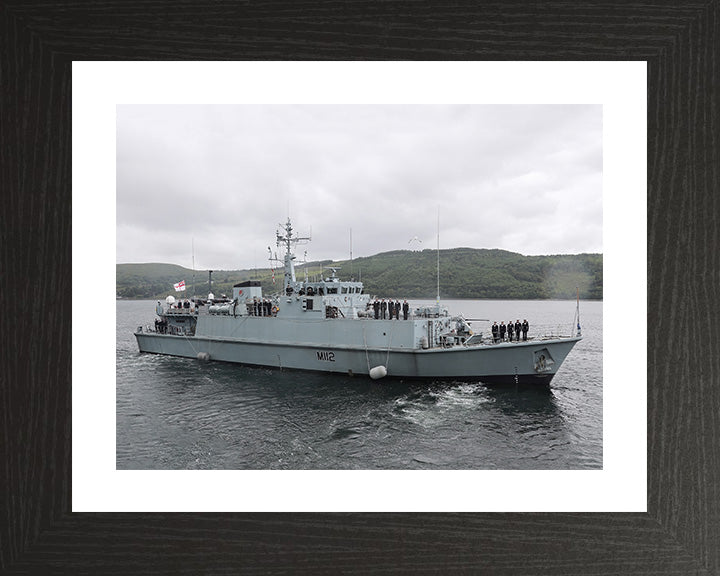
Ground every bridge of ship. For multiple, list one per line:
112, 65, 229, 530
280, 270, 370, 319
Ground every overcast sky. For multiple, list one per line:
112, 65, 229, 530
116, 105, 602, 271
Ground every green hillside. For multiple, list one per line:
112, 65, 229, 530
116, 263, 261, 299
117, 249, 602, 300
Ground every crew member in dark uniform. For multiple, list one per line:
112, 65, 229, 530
522, 319, 529, 341
491, 321, 499, 343
395, 300, 401, 320
507, 320, 514, 342
402, 300, 409, 320
388, 300, 394, 320
373, 299, 380, 319
499, 321, 506, 342
515, 320, 521, 342
381, 299, 387, 319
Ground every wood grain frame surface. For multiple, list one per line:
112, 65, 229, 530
1, 2, 718, 574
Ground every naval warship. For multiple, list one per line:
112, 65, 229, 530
134, 219, 581, 384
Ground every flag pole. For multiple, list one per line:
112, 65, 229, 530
576, 286, 582, 336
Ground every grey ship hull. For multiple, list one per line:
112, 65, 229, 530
135, 319, 580, 385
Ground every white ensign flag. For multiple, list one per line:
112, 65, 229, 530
174, 280, 186, 292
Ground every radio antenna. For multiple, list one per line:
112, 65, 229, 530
436, 207, 440, 305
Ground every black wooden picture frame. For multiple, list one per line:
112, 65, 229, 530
2, 2, 718, 574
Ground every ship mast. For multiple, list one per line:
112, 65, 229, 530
275, 218, 310, 293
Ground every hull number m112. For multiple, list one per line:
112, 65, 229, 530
316, 350, 335, 362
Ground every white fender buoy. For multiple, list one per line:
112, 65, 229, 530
197, 352, 210, 362
369, 365, 387, 380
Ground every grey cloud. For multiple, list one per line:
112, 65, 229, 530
117, 105, 602, 269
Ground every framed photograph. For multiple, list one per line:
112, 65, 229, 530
3, 3, 718, 574
83, 63, 636, 514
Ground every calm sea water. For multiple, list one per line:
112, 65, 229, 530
117, 299, 602, 470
